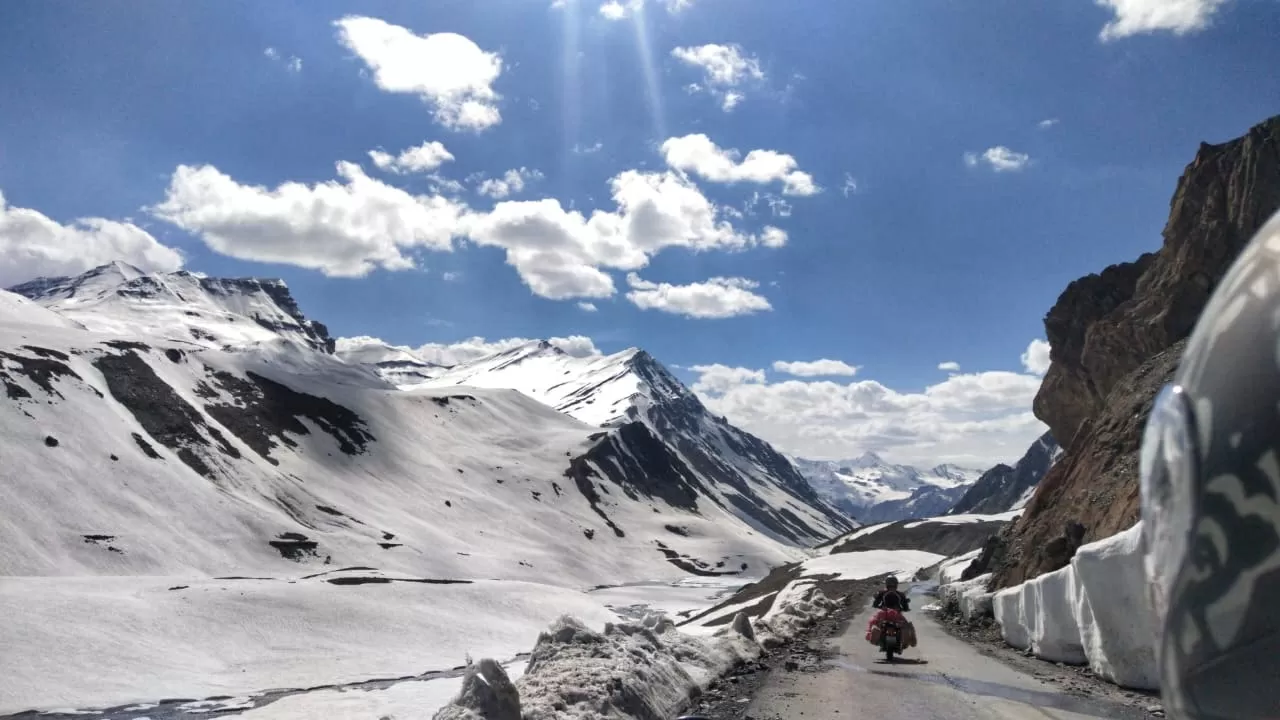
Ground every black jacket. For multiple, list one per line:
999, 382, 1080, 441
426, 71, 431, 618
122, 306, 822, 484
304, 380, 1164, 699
872, 589, 910, 611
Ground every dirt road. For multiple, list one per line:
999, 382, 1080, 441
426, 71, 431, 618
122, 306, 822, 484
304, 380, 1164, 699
743, 604, 1152, 720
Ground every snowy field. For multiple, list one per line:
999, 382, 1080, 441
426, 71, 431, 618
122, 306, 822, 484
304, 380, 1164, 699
0, 571, 618, 714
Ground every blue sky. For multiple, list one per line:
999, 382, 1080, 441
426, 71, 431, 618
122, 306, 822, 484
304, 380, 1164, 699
1, 0, 1278, 466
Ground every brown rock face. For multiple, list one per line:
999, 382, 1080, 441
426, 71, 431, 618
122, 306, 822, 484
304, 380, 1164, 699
992, 115, 1280, 590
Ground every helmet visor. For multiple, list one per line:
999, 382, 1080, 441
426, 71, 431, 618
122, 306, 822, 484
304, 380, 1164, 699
1139, 383, 1199, 629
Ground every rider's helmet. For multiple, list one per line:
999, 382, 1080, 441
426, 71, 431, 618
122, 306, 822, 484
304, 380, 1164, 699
1139, 210, 1280, 719
881, 591, 903, 611
885, 576, 899, 589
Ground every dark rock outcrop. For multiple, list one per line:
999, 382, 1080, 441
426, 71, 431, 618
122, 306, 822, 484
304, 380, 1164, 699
948, 431, 1059, 515
565, 351, 854, 547
992, 115, 1280, 589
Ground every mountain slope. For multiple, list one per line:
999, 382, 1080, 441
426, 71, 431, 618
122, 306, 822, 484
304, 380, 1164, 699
9, 261, 336, 353
405, 341, 854, 546
4, 264, 851, 585
946, 431, 1060, 515
790, 452, 983, 521
1, 293, 814, 584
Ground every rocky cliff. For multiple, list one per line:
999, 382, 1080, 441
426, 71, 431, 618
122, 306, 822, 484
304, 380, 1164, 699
991, 115, 1280, 589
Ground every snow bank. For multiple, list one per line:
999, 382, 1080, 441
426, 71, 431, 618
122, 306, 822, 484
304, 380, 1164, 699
937, 548, 982, 585
902, 509, 1021, 528
433, 550, 893, 720
433, 613, 761, 720
939, 573, 993, 621
0, 574, 618, 714
991, 523, 1158, 689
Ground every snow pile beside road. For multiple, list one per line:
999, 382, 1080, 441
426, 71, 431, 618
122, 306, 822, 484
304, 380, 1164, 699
433, 550, 904, 720
939, 573, 993, 621
433, 614, 761, 720
937, 548, 982, 585
991, 523, 1158, 689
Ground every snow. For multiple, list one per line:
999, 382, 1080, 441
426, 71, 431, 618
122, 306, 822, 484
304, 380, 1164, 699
1, 265, 853, 714
992, 523, 1158, 689
902, 509, 1022, 528
795, 549, 945, 581
9, 264, 331, 352
1011, 484, 1038, 510
230, 660, 529, 719
937, 548, 982, 585
791, 453, 983, 513
586, 578, 749, 621
415, 342, 665, 428
433, 558, 860, 720
938, 573, 994, 621
0, 572, 619, 713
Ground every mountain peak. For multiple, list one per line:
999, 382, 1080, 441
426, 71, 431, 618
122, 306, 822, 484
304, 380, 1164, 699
9, 262, 334, 353
851, 451, 885, 467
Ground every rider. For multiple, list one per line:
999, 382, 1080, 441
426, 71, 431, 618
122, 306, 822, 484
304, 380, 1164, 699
869, 577, 917, 647
1138, 210, 1280, 719
872, 576, 911, 612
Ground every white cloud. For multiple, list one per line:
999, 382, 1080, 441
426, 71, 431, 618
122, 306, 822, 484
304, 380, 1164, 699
965, 146, 1032, 173
1038, 118, 1060, 129
0, 191, 185, 287
334, 16, 503, 131
689, 363, 765, 394
572, 141, 603, 154
264, 47, 302, 73
841, 173, 859, 197
671, 44, 763, 112
148, 162, 465, 277
442, 271, 461, 281
661, 134, 820, 196
690, 359, 1047, 467
1095, 0, 1230, 40
465, 169, 785, 300
476, 168, 544, 199
625, 272, 771, 319
368, 141, 455, 174
599, 0, 631, 19
1021, 339, 1051, 375
416, 334, 600, 366
938, 361, 961, 372
594, 0, 690, 19
671, 44, 763, 85
773, 359, 859, 377
151, 157, 783, 303
577, 301, 598, 312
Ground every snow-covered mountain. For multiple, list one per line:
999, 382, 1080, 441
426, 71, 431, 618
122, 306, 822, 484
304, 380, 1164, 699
790, 452, 984, 522
3, 264, 850, 585
359, 338, 855, 545
9, 261, 336, 353
334, 336, 447, 386
946, 431, 1061, 516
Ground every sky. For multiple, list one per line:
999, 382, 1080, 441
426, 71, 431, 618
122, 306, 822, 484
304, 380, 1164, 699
1, 0, 1278, 467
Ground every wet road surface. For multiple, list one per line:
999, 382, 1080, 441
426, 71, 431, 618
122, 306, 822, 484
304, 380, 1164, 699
745, 605, 1151, 719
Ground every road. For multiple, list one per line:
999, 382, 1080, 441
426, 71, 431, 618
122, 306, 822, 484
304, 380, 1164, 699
744, 604, 1151, 720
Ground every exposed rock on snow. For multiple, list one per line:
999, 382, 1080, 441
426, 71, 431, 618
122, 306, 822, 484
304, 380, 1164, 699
995, 114, 1280, 589
10, 262, 336, 353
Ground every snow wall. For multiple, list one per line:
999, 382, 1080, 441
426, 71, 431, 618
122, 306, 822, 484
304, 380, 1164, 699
990, 522, 1159, 689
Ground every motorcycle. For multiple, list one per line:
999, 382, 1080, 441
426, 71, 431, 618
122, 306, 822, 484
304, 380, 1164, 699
877, 618, 903, 662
